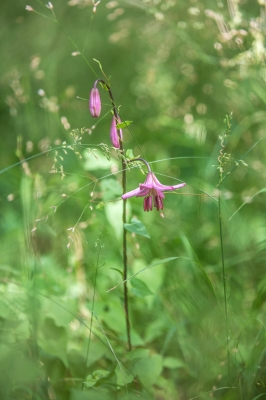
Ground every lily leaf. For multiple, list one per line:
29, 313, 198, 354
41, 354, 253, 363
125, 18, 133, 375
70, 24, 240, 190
124, 218, 150, 239
116, 121, 133, 129
131, 278, 153, 297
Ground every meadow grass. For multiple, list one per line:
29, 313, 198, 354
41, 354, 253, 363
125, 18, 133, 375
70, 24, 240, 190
1, 1, 266, 399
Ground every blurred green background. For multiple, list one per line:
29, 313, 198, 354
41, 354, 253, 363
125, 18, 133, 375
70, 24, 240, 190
1, 0, 266, 399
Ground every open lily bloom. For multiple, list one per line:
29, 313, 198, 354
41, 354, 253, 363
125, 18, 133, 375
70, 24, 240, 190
122, 171, 186, 211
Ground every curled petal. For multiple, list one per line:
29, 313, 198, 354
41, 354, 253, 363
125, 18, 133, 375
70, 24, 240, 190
151, 173, 186, 191
122, 187, 142, 199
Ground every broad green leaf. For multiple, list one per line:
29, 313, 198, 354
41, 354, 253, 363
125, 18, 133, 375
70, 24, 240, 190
126, 349, 149, 360
130, 278, 153, 297
71, 389, 109, 400
133, 354, 163, 387
105, 202, 123, 238
83, 150, 117, 171
100, 179, 122, 201
124, 218, 150, 239
95, 301, 126, 334
42, 298, 77, 328
85, 342, 107, 367
38, 318, 68, 366
132, 258, 165, 294
115, 365, 134, 387
163, 357, 185, 369
116, 121, 133, 129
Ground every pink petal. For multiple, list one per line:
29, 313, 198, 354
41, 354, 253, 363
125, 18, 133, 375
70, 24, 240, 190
152, 173, 186, 192
136, 187, 150, 197
122, 187, 142, 199
172, 182, 186, 190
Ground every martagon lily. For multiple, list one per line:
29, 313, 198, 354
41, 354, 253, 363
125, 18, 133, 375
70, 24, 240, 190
122, 158, 186, 212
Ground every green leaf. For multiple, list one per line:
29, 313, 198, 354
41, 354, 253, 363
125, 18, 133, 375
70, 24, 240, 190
133, 354, 163, 387
96, 301, 126, 334
105, 202, 123, 238
71, 389, 110, 400
115, 365, 134, 387
126, 349, 149, 361
126, 149, 134, 159
163, 357, 185, 369
124, 218, 150, 239
83, 151, 117, 171
84, 370, 111, 388
131, 278, 153, 297
42, 298, 77, 328
116, 121, 133, 129
85, 342, 107, 368
100, 179, 122, 202
38, 318, 68, 366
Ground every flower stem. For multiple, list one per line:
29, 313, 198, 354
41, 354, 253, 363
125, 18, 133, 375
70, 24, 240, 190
98, 79, 131, 350
127, 157, 151, 172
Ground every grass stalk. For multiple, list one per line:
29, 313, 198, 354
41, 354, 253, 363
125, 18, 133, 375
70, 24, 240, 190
81, 235, 103, 390
218, 194, 230, 378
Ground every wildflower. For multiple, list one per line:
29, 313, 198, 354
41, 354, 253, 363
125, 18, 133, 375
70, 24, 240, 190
89, 83, 101, 118
110, 116, 122, 148
122, 169, 186, 212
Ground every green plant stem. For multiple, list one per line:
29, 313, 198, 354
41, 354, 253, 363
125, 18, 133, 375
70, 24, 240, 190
98, 80, 132, 351
122, 161, 131, 351
218, 193, 230, 378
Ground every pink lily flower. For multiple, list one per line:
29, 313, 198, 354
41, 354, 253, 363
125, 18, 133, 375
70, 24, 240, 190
122, 171, 186, 212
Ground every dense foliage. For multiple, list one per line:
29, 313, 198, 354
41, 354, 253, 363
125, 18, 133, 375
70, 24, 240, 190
1, 0, 266, 399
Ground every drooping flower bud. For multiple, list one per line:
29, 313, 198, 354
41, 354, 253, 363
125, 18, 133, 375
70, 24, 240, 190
89, 86, 101, 118
110, 116, 120, 148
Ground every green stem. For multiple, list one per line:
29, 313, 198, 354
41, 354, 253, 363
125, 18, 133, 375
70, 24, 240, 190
218, 193, 230, 378
97, 80, 131, 351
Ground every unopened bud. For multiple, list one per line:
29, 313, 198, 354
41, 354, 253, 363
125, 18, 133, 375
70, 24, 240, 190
89, 85, 101, 118
46, 2, 53, 9
110, 116, 120, 148
25, 5, 34, 11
